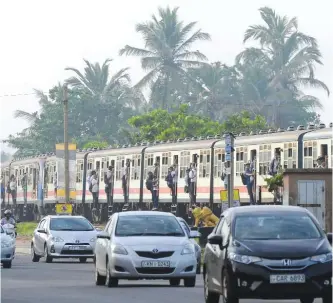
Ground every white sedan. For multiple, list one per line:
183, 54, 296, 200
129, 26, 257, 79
94, 211, 197, 287
1, 225, 16, 268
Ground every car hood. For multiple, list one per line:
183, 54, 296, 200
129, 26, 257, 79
234, 238, 330, 258
115, 236, 190, 250
50, 230, 97, 243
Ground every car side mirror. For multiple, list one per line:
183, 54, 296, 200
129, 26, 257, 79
189, 230, 201, 239
190, 226, 198, 231
207, 234, 223, 245
326, 233, 332, 245
96, 231, 110, 240
37, 229, 47, 234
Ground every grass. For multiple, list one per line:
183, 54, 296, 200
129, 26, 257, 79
16, 222, 38, 237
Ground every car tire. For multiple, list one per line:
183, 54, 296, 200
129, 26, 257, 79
95, 265, 106, 286
184, 276, 196, 287
169, 278, 181, 286
322, 295, 331, 303
31, 245, 40, 262
44, 245, 53, 263
300, 299, 314, 303
2, 261, 12, 268
105, 259, 118, 287
196, 260, 201, 274
204, 270, 220, 303
221, 268, 239, 303
79, 257, 87, 263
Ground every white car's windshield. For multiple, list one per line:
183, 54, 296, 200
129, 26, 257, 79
50, 217, 94, 231
234, 214, 322, 240
115, 215, 185, 237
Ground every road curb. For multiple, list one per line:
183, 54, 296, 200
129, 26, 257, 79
16, 247, 30, 255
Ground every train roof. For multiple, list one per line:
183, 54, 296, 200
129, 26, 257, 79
87, 145, 146, 158
215, 129, 311, 148
303, 126, 332, 141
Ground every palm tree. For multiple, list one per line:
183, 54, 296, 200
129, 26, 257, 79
119, 6, 211, 109
236, 7, 329, 126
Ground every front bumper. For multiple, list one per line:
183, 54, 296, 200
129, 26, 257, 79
47, 242, 95, 258
109, 253, 197, 279
230, 260, 332, 299
1, 246, 15, 261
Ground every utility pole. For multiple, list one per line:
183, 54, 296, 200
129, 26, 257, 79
63, 84, 70, 203
225, 133, 235, 208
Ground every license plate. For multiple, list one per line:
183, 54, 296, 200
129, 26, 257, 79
141, 261, 170, 267
68, 246, 85, 251
270, 274, 305, 284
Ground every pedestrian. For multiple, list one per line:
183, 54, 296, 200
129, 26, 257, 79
244, 163, 255, 205
9, 175, 17, 205
188, 163, 197, 206
91, 174, 99, 209
104, 166, 113, 205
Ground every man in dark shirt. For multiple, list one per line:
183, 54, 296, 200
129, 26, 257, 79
244, 163, 255, 205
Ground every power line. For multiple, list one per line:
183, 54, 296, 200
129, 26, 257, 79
0, 92, 43, 98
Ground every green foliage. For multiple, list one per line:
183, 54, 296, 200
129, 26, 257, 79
16, 222, 38, 237
82, 141, 109, 149
264, 173, 283, 192
1, 151, 12, 163
126, 105, 268, 143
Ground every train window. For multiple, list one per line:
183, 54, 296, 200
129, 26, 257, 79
236, 147, 248, 176
259, 145, 270, 175
131, 155, 141, 180
161, 152, 171, 179
199, 150, 210, 178
180, 151, 191, 178
76, 160, 83, 183
144, 154, 154, 178
116, 156, 125, 181
283, 143, 297, 168
87, 159, 93, 170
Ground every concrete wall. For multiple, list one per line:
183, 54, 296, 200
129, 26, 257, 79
283, 169, 332, 232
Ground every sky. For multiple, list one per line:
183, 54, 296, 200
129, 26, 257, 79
0, 0, 332, 153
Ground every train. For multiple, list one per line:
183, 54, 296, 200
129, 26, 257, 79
1, 122, 332, 221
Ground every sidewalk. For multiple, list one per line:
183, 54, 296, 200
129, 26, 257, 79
16, 236, 31, 255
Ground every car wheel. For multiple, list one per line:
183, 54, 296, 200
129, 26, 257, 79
105, 259, 118, 287
221, 268, 238, 303
196, 259, 201, 274
169, 278, 181, 286
79, 257, 87, 263
300, 298, 314, 303
31, 244, 40, 262
2, 261, 12, 269
44, 245, 53, 263
184, 276, 196, 287
204, 270, 220, 303
95, 264, 106, 286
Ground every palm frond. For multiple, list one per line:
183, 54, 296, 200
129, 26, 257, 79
119, 45, 155, 57
13, 110, 39, 124
134, 68, 160, 89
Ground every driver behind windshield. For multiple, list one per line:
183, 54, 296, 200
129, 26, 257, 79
1, 209, 16, 226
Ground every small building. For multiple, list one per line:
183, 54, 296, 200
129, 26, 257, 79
283, 169, 332, 232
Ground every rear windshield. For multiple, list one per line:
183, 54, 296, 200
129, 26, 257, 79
115, 215, 185, 237
50, 217, 94, 231
234, 214, 322, 240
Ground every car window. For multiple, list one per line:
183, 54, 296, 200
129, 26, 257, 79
50, 217, 94, 231
221, 220, 230, 246
180, 221, 190, 236
215, 217, 225, 235
107, 217, 113, 235
104, 218, 112, 233
39, 219, 46, 230
115, 215, 185, 237
234, 214, 322, 240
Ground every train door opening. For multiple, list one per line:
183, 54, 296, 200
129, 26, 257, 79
320, 144, 328, 167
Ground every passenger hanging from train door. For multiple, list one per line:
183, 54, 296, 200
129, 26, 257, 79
165, 167, 174, 197
269, 149, 281, 176
9, 175, 17, 206
244, 162, 255, 205
221, 162, 229, 190
188, 163, 197, 206
152, 162, 159, 210
53, 172, 57, 200
91, 174, 99, 210
104, 166, 113, 205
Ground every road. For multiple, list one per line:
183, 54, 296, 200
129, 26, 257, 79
1, 255, 323, 303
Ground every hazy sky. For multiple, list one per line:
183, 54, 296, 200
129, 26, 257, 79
1, 0, 332, 152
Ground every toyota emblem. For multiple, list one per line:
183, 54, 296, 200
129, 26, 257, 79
282, 259, 292, 266
152, 248, 159, 254
75, 240, 80, 244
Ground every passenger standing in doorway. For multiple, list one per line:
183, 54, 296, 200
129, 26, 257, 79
244, 163, 255, 205
9, 175, 17, 205
104, 166, 113, 205
269, 152, 280, 176
221, 163, 228, 190
91, 174, 99, 209
152, 163, 159, 210
188, 163, 197, 206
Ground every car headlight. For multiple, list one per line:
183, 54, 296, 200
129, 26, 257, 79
310, 253, 332, 263
1, 241, 13, 248
90, 238, 96, 242
228, 253, 262, 264
51, 236, 64, 242
112, 245, 128, 255
181, 244, 195, 255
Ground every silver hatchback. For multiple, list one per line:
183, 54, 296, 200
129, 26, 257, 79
31, 215, 99, 263
94, 211, 197, 287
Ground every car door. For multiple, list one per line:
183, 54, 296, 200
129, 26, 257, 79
96, 216, 112, 273
39, 218, 50, 253
34, 219, 46, 254
208, 217, 225, 287
214, 218, 231, 287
